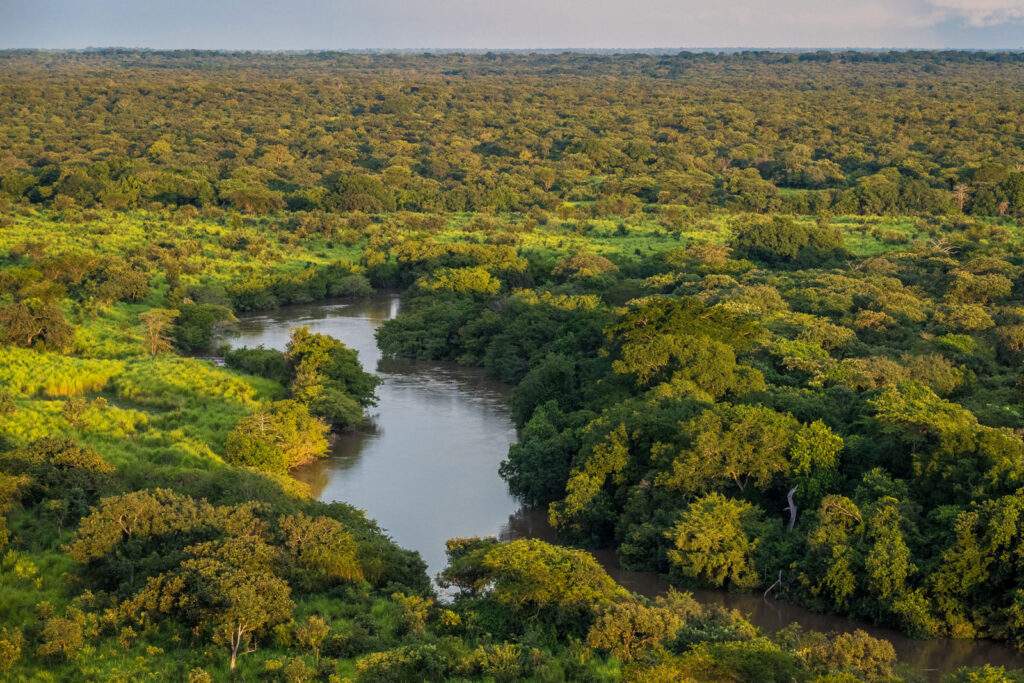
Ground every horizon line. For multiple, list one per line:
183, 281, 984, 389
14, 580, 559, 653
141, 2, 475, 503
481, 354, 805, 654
3, 46, 1023, 53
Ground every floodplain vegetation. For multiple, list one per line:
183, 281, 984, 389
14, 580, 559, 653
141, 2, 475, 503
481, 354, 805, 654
0, 50, 1023, 681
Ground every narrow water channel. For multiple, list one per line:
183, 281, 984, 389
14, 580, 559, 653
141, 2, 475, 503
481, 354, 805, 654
227, 293, 1024, 679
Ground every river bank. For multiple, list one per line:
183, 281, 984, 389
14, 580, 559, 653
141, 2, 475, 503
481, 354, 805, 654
225, 292, 1024, 679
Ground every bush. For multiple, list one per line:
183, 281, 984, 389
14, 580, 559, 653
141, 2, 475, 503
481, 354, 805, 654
0, 299, 74, 351
731, 215, 844, 265
225, 346, 291, 384
173, 303, 235, 353
279, 513, 364, 585
0, 437, 114, 524
37, 608, 92, 660
415, 266, 501, 295
586, 601, 684, 661
224, 400, 329, 472
0, 626, 23, 672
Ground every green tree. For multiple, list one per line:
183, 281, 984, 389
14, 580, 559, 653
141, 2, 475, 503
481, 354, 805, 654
607, 296, 759, 398
662, 404, 799, 494
864, 497, 914, 603
586, 601, 684, 661
440, 538, 628, 633
278, 512, 364, 586
0, 437, 114, 527
138, 308, 179, 356
666, 493, 765, 589
295, 615, 330, 667
799, 496, 864, 611
0, 298, 73, 350
123, 536, 293, 671
500, 402, 578, 507
224, 400, 329, 472
173, 303, 233, 353
286, 326, 379, 429
731, 215, 844, 265
415, 266, 501, 295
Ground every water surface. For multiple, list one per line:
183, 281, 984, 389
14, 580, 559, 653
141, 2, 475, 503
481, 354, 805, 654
227, 295, 518, 579
505, 507, 1024, 677
228, 294, 1024, 679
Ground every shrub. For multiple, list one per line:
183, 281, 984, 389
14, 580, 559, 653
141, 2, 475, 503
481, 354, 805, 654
799, 629, 897, 680
415, 266, 501, 295
225, 346, 291, 384
586, 601, 684, 661
279, 513, 364, 585
37, 608, 93, 660
0, 626, 23, 672
0, 298, 74, 351
552, 251, 618, 280
224, 400, 329, 472
0, 437, 114, 524
173, 303, 235, 353
731, 215, 844, 265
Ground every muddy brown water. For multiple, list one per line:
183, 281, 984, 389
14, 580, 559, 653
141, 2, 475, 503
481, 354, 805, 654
227, 294, 1024, 678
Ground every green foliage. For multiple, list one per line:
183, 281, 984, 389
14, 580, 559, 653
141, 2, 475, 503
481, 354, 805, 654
3, 51, 1024, 219
586, 600, 684, 661
224, 400, 329, 472
945, 665, 1024, 683
5, 49, 1024, 679
0, 437, 114, 528
666, 493, 767, 589
551, 423, 630, 528
660, 404, 840, 496
0, 298, 73, 351
36, 606, 94, 660
415, 266, 501, 295
441, 538, 628, 635
173, 303, 234, 353
286, 327, 379, 427
607, 296, 759, 398
0, 626, 23, 672
279, 512, 364, 586
732, 214, 845, 265
124, 535, 294, 671
225, 345, 291, 384
794, 628, 897, 680
553, 251, 619, 280
499, 402, 579, 507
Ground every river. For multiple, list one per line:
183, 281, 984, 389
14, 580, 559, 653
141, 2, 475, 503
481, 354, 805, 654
226, 293, 1024, 679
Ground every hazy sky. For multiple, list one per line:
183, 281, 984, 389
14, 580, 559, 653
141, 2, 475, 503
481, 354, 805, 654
1, 0, 1022, 50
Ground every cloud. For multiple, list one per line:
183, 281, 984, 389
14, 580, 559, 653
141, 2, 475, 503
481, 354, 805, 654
1, 0, 1022, 49
927, 0, 1024, 26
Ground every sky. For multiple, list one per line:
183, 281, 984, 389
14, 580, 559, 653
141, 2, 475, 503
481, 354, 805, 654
0, 0, 1022, 50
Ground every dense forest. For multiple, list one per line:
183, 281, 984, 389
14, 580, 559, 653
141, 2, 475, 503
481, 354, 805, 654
1, 50, 1024, 681
2, 50, 1024, 219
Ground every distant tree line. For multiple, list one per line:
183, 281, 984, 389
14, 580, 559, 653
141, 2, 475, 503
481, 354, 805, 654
1, 51, 1023, 219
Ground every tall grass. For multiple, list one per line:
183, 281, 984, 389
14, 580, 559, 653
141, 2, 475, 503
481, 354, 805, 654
0, 399, 148, 447
0, 348, 123, 398
112, 357, 275, 410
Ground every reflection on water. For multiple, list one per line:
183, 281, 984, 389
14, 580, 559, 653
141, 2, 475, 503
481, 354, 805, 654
501, 508, 1024, 678
226, 295, 518, 580
229, 294, 1024, 679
